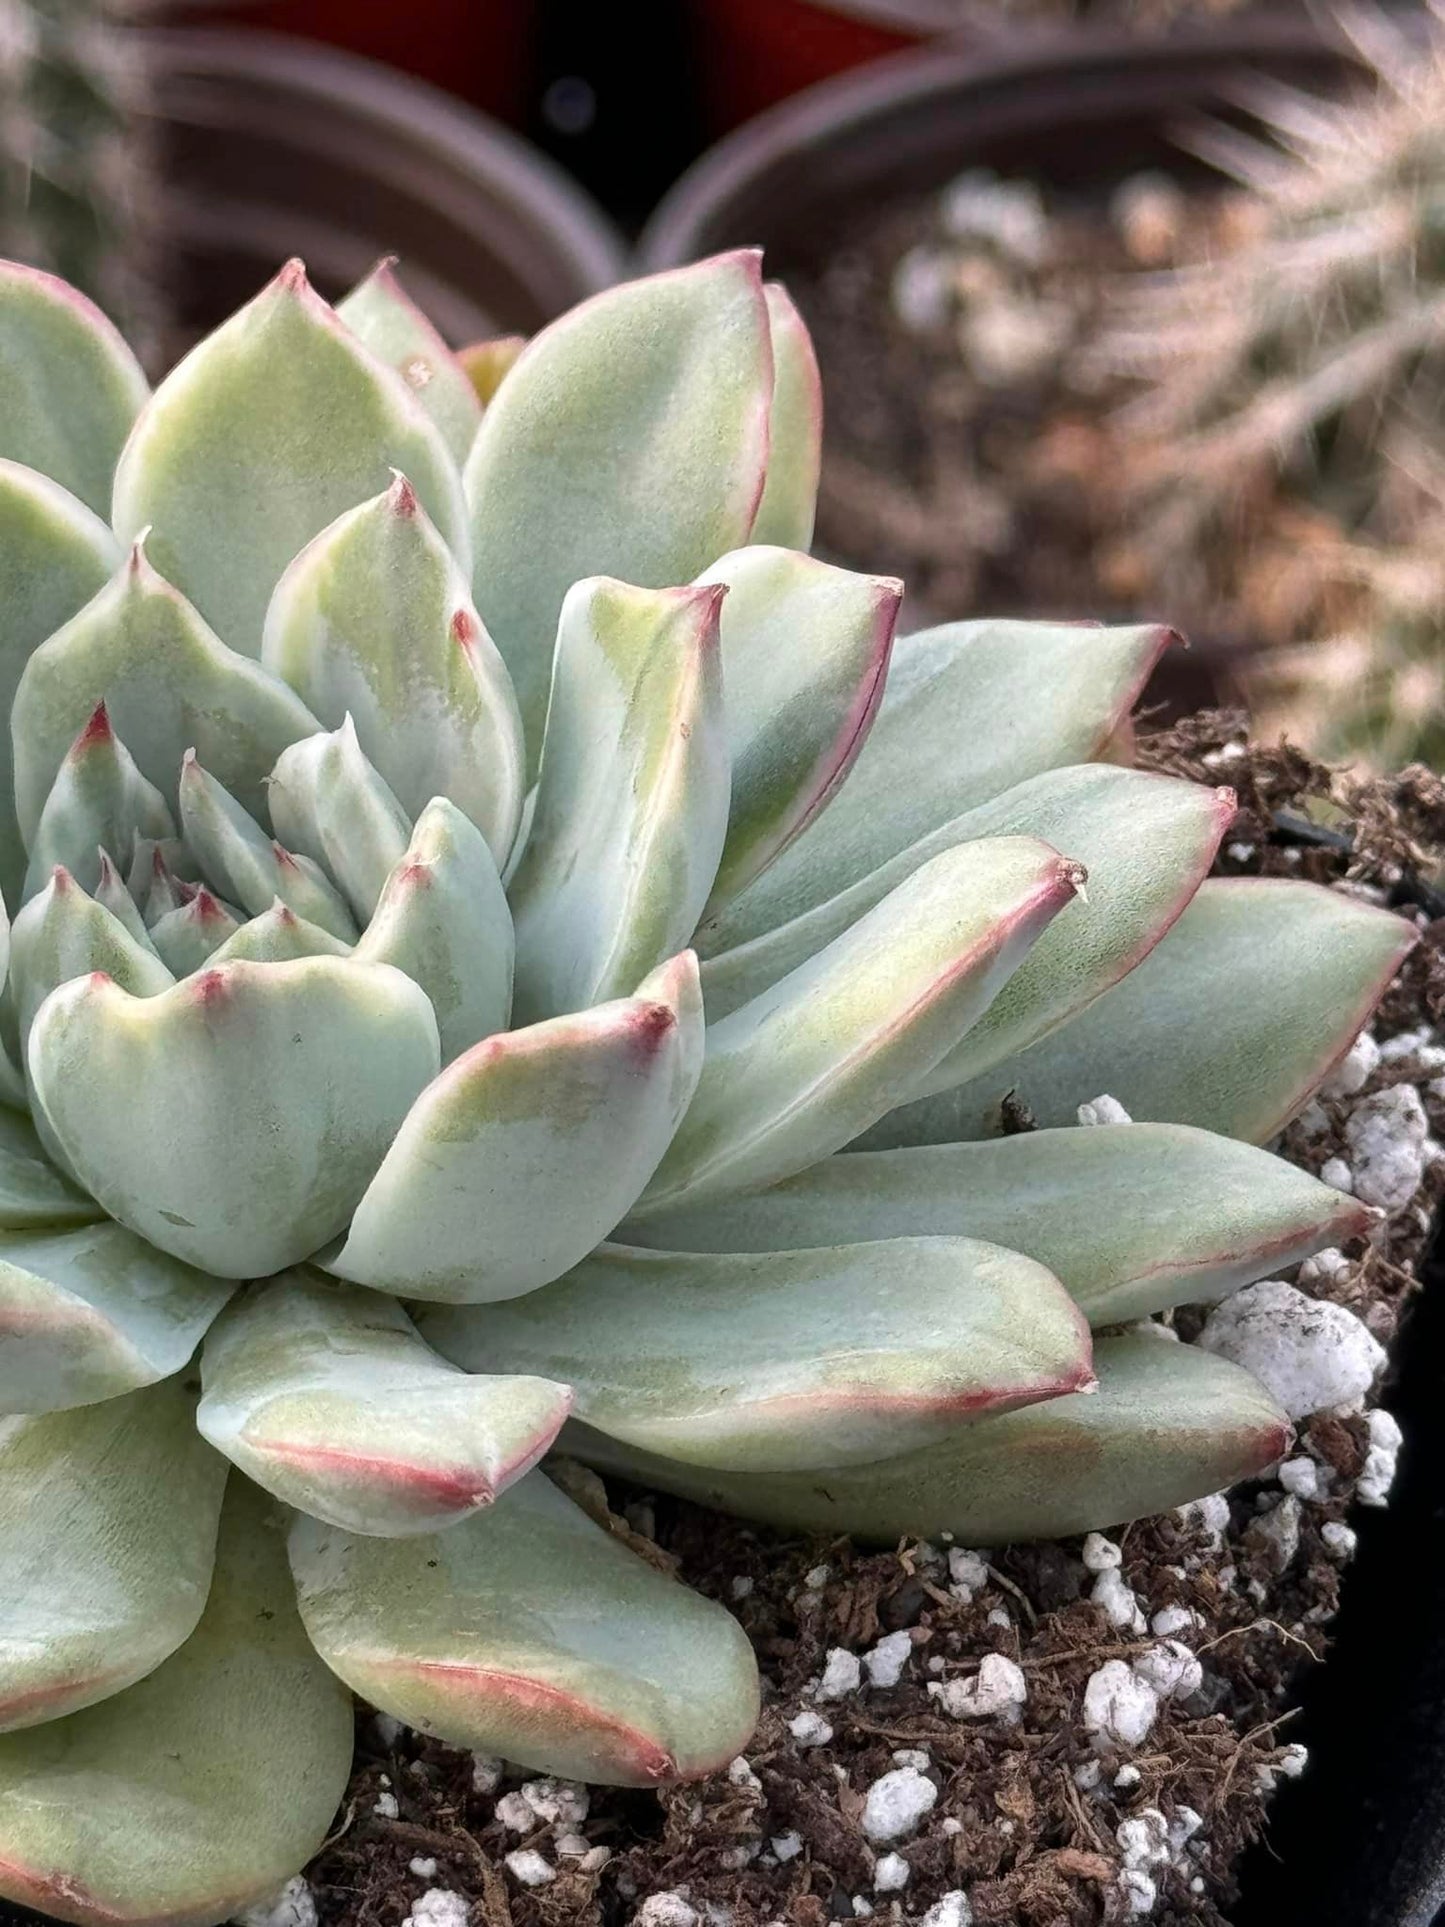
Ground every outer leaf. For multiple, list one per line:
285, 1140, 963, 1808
356, 799, 513, 1063
22, 705, 175, 904
703, 765, 1229, 1025
268, 719, 411, 924
749, 282, 822, 550
0, 262, 148, 514
0, 1223, 233, 1413
148, 892, 242, 976
420, 1235, 1091, 1472
0, 462, 119, 906
464, 253, 773, 768
634, 837, 1084, 1217
11, 867, 174, 1059
261, 475, 524, 862
865, 879, 1417, 1148
695, 546, 899, 909
632, 1123, 1376, 1326
329, 951, 703, 1303
199, 1271, 571, 1535
458, 334, 526, 405
338, 259, 485, 463
29, 958, 440, 1278
703, 618, 1174, 953
0, 1109, 100, 1231
0, 1479, 353, 1927
570, 1333, 1292, 1545
0, 1378, 226, 1731
509, 578, 729, 1022
112, 259, 470, 657
290, 1468, 759, 1784
177, 752, 357, 941
11, 544, 320, 849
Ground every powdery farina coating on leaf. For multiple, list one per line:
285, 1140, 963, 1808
0, 250, 1414, 1926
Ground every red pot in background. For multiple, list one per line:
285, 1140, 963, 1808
159, 0, 537, 127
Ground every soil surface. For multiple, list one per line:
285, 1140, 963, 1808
295, 730, 1445, 1927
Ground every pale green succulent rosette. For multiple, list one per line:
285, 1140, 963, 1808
0, 250, 1408, 1927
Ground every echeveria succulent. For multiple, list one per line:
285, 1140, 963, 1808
0, 251, 1406, 1927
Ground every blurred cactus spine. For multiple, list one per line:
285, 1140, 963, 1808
0, 0, 152, 335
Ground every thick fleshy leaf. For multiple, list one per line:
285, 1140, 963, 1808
148, 892, 242, 976
632, 1123, 1376, 1326
0, 1378, 226, 1731
570, 1332, 1291, 1545
420, 1235, 1091, 1472
702, 619, 1174, 954
0, 1223, 233, 1413
0, 1109, 99, 1231
0, 462, 119, 906
21, 706, 175, 904
210, 903, 351, 967
0, 1479, 353, 1927
458, 334, 526, 406
290, 1467, 758, 1784
695, 546, 899, 909
11, 867, 174, 1059
865, 879, 1418, 1148
509, 579, 729, 1023
29, 957, 440, 1277
749, 282, 822, 550
261, 476, 524, 862
199, 1271, 571, 1535
112, 260, 470, 657
0, 262, 148, 515
634, 837, 1084, 1217
11, 544, 320, 848
329, 951, 703, 1303
338, 260, 485, 463
356, 799, 513, 1063
703, 765, 1230, 1026
93, 849, 155, 947
268, 720, 411, 925
464, 253, 773, 768
177, 752, 358, 941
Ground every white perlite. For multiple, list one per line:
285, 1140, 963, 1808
1150, 1605, 1201, 1638
1322, 1031, 1380, 1098
771, 1832, 804, 1863
874, 1853, 911, 1892
919, 1893, 973, 1927
892, 1747, 931, 1770
864, 1630, 914, 1688
815, 1648, 862, 1701
1345, 1084, 1429, 1211
928, 1653, 1027, 1721
373, 1789, 399, 1820
1278, 1456, 1325, 1500
1083, 1660, 1159, 1747
495, 1791, 536, 1832
861, 1766, 938, 1843
1248, 1495, 1302, 1573
1319, 1157, 1353, 1194
516, 1778, 590, 1828
470, 1754, 503, 1795
1081, 1532, 1122, 1572
1118, 1869, 1158, 1917
1132, 1641, 1203, 1702
1196, 1279, 1385, 1418
1092, 1568, 1146, 1633
1359, 1407, 1403, 1506
232, 1878, 316, 1927
1117, 1809, 1171, 1869
505, 1850, 555, 1887
1322, 1520, 1358, 1559
1078, 1094, 1133, 1127
634, 1897, 700, 1927
1177, 1493, 1230, 1548
408, 1859, 438, 1880
947, 1547, 989, 1598
402, 1895, 471, 1927
789, 1709, 834, 1747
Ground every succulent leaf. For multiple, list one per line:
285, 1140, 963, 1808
636, 837, 1085, 1215
570, 1332, 1292, 1545
29, 959, 440, 1277
0, 1478, 353, 1927
93, 847, 155, 947
209, 903, 352, 968
329, 952, 703, 1303
457, 334, 527, 406
0, 1378, 226, 1732
356, 798, 514, 1063
12, 545, 320, 849
420, 1235, 1092, 1472
198, 1271, 571, 1535
11, 867, 174, 1060
695, 546, 899, 909
261, 476, 524, 863
111, 260, 470, 658
337, 259, 484, 464
749, 283, 823, 550
21, 708, 176, 906
703, 619, 1173, 954
0, 462, 119, 906
267, 720, 412, 925
464, 253, 773, 768
0, 1108, 100, 1231
632, 1123, 1375, 1326
0, 262, 148, 516
865, 878, 1417, 1147
0, 1223, 233, 1413
509, 578, 730, 1022
148, 892, 244, 976
289, 1468, 759, 1785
